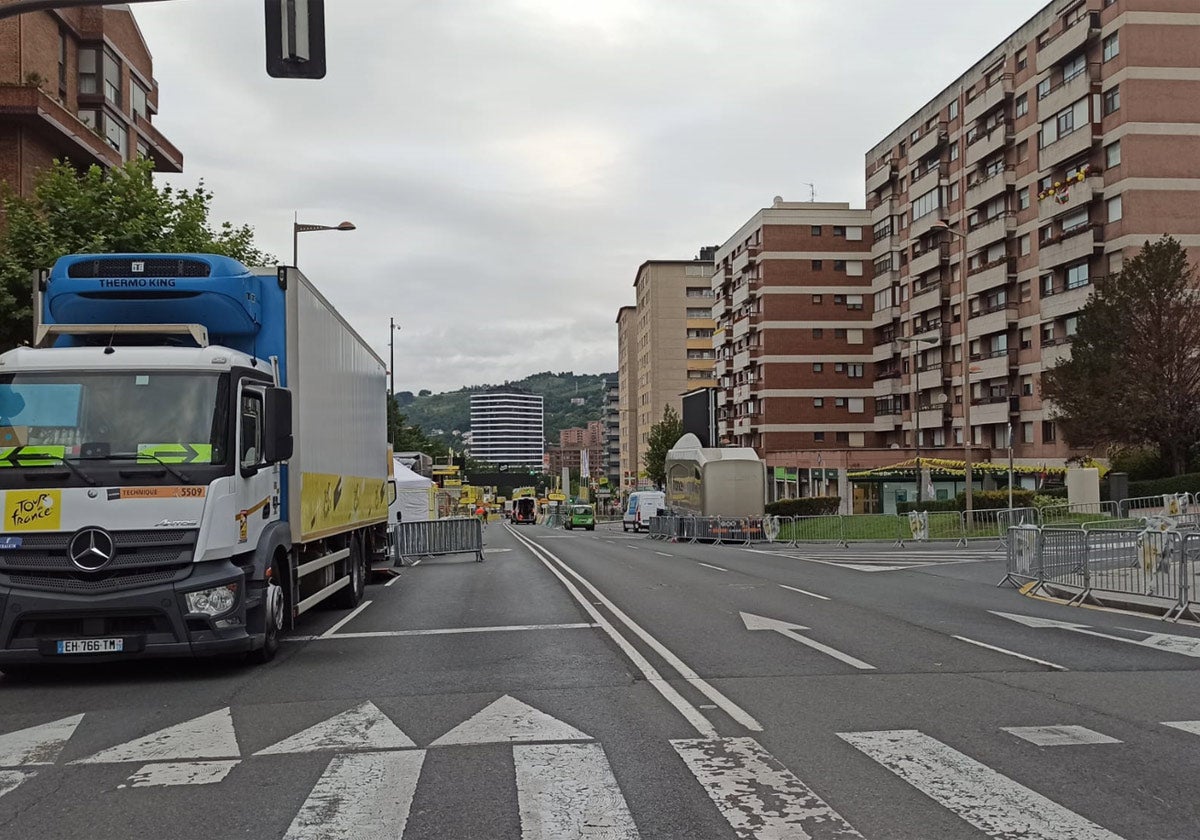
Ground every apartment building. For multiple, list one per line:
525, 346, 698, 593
547, 421, 605, 482
865, 0, 1200, 469
616, 307, 639, 492
603, 375, 620, 491
628, 256, 718, 483
468, 389, 544, 467
0, 2, 182, 198
711, 200, 875, 452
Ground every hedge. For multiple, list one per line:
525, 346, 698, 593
766, 497, 841, 517
1128, 473, 1200, 499
897, 498, 959, 514
897, 489, 1036, 514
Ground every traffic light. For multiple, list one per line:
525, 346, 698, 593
265, 0, 327, 79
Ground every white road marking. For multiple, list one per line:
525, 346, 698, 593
484, 547, 513, 553
951, 635, 1068, 671
991, 611, 1200, 659
255, 702, 415, 755
410, 558, 423, 567
1162, 720, 1200, 737
1002, 726, 1121, 747
672, 737, 863, 840
654, 551, 674, 557
741, 612, 875, 670
839, 729, 1124, 840
697, 562, 728, 572
284, 750, 426, 840
778, 584, 830, 601
119, 760, 240, 788
0, 769, 34, 799
508, 524, 760, 734
74, 708, 238, 764
385, 574, 403, 587
0, 713, 83, 766
284, 622, 597, 642
321, 600, 373, 637
514, 742, 639, 840
431, 695, 591, 747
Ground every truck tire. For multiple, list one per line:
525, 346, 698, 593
248, 578, 284, 664
332, 536, 366, 610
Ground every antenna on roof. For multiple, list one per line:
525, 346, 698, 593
803, 183, 816, 202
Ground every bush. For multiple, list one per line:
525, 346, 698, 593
766, 497, 840, 517
1128, 473, 1200, 499
896, 489, 1035, 513
896, 498, 960, 514
1109, 444, 1170, 481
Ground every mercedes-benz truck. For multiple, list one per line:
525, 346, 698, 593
0, 254, 390, 669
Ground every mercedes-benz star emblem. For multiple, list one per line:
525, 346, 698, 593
68, 528, 115, 572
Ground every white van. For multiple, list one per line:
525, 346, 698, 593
623, 491, 666, 532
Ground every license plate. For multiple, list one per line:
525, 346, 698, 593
55, 638, 123, 654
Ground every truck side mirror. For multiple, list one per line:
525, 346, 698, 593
264, 387, 294, 463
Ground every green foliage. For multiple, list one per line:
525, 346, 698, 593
765, 497, 841, 516
1108, 444, 1172, 481
896, 498, 960, 514
896, 489, 1035, 513
400, 371, 615, 445
387, 396, 448, 459
1042, 236, 1200, 475
0, 158, 272, 350
1128, 472, 1200, 499
643, 405, 683, 487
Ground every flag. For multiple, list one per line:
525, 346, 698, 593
580, 448, 590, 479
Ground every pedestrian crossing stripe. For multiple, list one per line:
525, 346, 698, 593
72, 708, 239, 764
254, 702, 415, 755
430, 695, 592, 747
0, 714, 82, 767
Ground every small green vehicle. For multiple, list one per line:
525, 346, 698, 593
564, 504, 596, 531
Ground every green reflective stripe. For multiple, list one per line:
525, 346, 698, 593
0, 445, 67, 467
136, 443, 213, 464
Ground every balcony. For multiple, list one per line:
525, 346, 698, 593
871, 195, 898, 221
1038, 224, 1102, 268
1038, 123, 1099, 170
733, 384, 752, 403
968, 257, 1017, 293
1036, 11, 1101, 73
965, 167, 1015, 209
909, 244, 950, 279
909, 162, 948, 200
732, 349, 751, 370
872, 303, 900, 327
872, 233, 901, 256
873, 373, 904, 397
731, 282, 751, 309
1040, 281, 1094, 321
917, 402, 951, 430
1041, 340, 1072, 367
731, 248, 751, 275
966, 212, 1016, 252
971, 396, 1014, 426
910, 121, 948, 161
968, 350, 1018, 382
1038, 63, 1100, 121
874, 412, 903, 432
910, 281, 949, 315
965, 125, 1013, 167
873, 340, 898, 363
964, 75, 1012, 124
731, 315, 753, 340
1037, 173, 1103, 221
867, 159, 899, 193
970, 303, 1019, 338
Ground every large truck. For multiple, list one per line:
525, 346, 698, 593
0, 254, 390, 669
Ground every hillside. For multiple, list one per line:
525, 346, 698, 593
395, 371, 615, 447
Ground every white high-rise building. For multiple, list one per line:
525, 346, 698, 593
469, 389, 545, 467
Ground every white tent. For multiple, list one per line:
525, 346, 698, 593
392, 459, 436, 523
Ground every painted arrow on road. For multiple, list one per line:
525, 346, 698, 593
991, 611, 1200, 659
741, 612, 876, 670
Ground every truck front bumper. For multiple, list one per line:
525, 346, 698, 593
0, 560, 256, 665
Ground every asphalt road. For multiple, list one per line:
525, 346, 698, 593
3, 521, 1200, 839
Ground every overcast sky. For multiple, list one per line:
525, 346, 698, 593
133, 0, 1048, 393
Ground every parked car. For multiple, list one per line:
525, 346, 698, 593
565, 504, 595, 531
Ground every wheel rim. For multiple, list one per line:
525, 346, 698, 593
266, 582, 284, 631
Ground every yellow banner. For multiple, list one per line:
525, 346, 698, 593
5, 489, 62, 531
299, 471, 388, 541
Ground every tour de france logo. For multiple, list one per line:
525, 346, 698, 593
5, 490, 62, 531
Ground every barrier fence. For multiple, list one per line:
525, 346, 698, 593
390, 517, 484, 564
1000, 524, 1200, 621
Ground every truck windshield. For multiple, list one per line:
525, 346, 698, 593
0, 372, 228, 465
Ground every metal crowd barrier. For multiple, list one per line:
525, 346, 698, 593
391, 517, 484, 564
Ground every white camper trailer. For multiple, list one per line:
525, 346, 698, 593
665, 434, 765, 517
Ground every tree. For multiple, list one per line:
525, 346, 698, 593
643, 405, 684, 488
1042, 236, 1200, 475
0, 158, 272, 350
387, 395, 448, 458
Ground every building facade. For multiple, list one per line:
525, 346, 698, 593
615, 306, 639, 493
468, 389, 544, 467
0, 2, 182, 200
865, 0, 1200, 470
711, 200, 875, 452
603, 375, 620, 492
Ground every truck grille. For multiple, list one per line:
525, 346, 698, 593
66, 258, 212, 279
0, 529, 197, 595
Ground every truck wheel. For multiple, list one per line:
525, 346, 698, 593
249, 579, 284, 664
332, 537, 366, 609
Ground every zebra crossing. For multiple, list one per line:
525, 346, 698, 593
1, 698, 1196, 839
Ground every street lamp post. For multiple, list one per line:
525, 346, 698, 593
898, 334, 939, 504
388, 317, 401, 401
292, 214, 356, 266
931, 219, 972, 515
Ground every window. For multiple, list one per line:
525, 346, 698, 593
846, 294, 863, 310
834, 295, 845, 305
1065, 315, 1079, 337
78, 46, 98, 94
1015, 93, 1028, 117
686, 286, 712, 297
58, 30, 68, 94
1016, 47, 1028, 71
949, 183, 959, 201
1019, 234, 1031, 256
949, 141, 959, 161
948, 99, 959, 120
1107, 195, 1123, 222
1020, 328, 1033, 350
814, 398, 824, 408
833, 328, 846, 339
1023, 422, 1035, 444
131, 80, 148, 120
1105, 140, 1121, 167
812, 260, 823, 271
811, 225, 822, 236
686, 307, 710, 318
1103, 32, 1119, 61
1062, 54, 1086, 82
833, 259, 846, 272
836, 431, 850, 443
1066, 262, 1089, 289
77, 109, 98, 129
1037, 77, 1051, 100
103, 115, 126, 155
813, 363, 823, 373
835, 363, 845, 373
814, 432, 825, 442
1018, 187, 1030, 210
812, 294, 823, 304
240, 391, 264, 469
911, 187, 940, 221
102, 47, 121, 107
847, 397, 864, 413
1062, 207, 1089, 233
1022, 374, 1034, 396
835, 397, 846, 407
848, 364, 864, 379
1103, 86, 1120, 115
833, 226, 845, 237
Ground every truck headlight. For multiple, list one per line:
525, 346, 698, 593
185, 583, 239, 616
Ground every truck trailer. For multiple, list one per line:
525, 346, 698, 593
0, 253, 390, 668
664, 433, 766, 518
